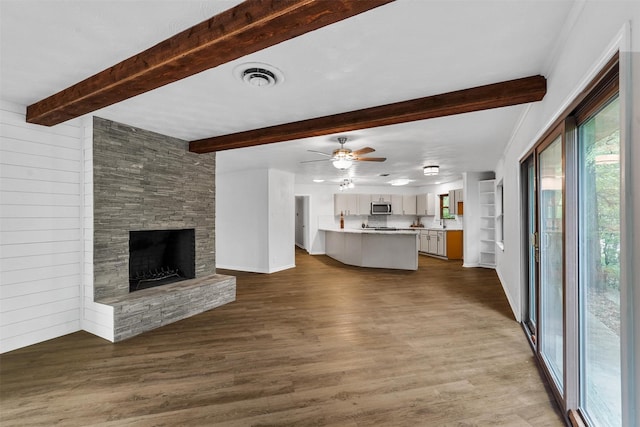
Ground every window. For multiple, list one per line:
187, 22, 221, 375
538, 133, 565, 392
578, 95, 621, 426
439, 194, 451, 218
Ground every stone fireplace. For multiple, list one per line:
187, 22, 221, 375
93, 117, 235, 341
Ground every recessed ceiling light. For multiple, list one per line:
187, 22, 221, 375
435, 181, 442, 185
313, 179, 325, 183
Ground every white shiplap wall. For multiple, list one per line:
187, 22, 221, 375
0, 101, 113, 353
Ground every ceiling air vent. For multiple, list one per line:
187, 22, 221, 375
234, 62, 284, 88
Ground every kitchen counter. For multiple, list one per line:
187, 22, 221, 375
321, 228, 418, 270
321, 227, 419, 235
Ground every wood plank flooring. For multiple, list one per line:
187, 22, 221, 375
0, 250, 565, 426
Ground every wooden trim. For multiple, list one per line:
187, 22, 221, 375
189, 75, 547, 153
26, 0, 394, 126
573, 64, 619, 124
568, 409, 588, 427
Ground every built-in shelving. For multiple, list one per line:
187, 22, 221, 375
478, 179, 496, 268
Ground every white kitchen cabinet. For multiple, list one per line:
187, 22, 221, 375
416, 193, 436, 216
357, 194, 372, 215
419, 229, 454, 258
334, 193, 358, 216
419, 231, 429, 252
402, 195, 417, 215
427, 230, 439, 254
448, 188, 464, 215
391, 194, 403, 215
371, 194, 391, 203
436, 230, 446, 256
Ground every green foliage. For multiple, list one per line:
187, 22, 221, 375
581, 99, 620, 292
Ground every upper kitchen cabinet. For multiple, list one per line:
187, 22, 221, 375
391, 194, 417, 215
357, 194, 372, 215
391, 194, 403, 215
334, 193, 358, 216
449, 188, 464, 215
416, 193, 436, 216
402, 195, 417, 215
370, 194, 391, 203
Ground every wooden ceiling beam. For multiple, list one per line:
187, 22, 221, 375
189, 75, 547, 153
26, 0, 394, 126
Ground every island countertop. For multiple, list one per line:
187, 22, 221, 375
319, 227, 419, 235
321, 228, 418, 270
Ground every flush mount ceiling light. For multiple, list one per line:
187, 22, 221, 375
423, 165, 439, 176
313, 179, 325, 183
389, 179, 412, 186
234, 62, 284, 88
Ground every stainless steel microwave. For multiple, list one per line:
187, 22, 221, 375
371, 202, 392, 215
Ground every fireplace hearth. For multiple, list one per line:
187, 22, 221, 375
129, 229, 195, 292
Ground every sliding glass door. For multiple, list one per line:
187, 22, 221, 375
520, 57, 622, 426
523, 156, 537, 340
538, 133, 565, 393
578, 95, 621, 426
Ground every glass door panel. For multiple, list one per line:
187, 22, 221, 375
578, 96, 621, 426
523, 156, 537, 337
538, 135, 564, 391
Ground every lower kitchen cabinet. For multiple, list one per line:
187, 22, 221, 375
445, 230, 463, 260
419, 229, 463, 260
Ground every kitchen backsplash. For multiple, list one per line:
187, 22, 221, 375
322, 214, 463, 230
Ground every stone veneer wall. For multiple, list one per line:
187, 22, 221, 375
93, 117, 216, 301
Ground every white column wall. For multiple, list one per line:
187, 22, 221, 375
216, 168, 270, 272
79, 117, 113, 341
268, 169, 295, 272
0, 100, 83, 353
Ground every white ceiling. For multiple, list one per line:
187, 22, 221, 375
0, 0, 578, 187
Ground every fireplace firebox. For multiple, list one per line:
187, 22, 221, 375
129, 229, 195, 292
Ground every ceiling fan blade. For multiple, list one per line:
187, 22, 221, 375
307, 150, 332, 157
352, 147, 375, 156
300, 158, 332, 164
355, 157, 386, 162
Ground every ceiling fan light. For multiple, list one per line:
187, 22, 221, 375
423, 165, 439, 176
333, 158, 353, 169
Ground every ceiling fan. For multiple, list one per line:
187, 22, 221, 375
302, 137, 386, 170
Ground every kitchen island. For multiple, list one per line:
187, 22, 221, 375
321, 228, 419, 271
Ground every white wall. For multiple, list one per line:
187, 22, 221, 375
217, 168, 295, 273
495, 2, 640, 321
216, 168, 269, 272
267, 169, 295, 272
0, 100, 83, 353
0, 102, 114, 353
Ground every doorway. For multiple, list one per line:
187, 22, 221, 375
295, 195, 310, 252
